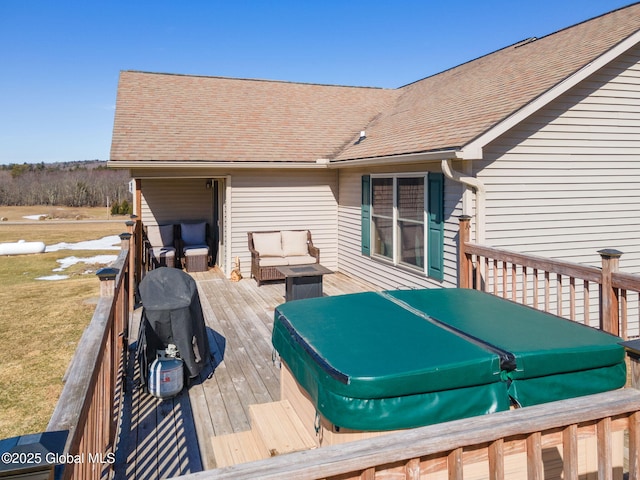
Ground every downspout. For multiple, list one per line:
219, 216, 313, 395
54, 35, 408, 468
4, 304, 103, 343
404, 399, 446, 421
441, 159, 486, 244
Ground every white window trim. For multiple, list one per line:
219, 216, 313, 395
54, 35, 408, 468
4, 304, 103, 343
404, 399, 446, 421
370, 173, 429, 275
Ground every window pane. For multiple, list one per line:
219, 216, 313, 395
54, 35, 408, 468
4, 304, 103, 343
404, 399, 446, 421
373, 216, 393, 259
399, 220, 424, 268
397, 177, 424, 222
372, 178, 393, 218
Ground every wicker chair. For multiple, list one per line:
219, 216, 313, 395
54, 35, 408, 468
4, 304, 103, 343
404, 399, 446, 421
248, 230, 320, 286
177, 222, 215, 272
144, 224, 177, 269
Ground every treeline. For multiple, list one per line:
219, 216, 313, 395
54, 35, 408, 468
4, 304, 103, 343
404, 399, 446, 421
0, 161, 133, 208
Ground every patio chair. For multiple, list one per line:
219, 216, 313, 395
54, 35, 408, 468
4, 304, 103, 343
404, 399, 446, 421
178, 221, 214, 272
144, 224, 177, 269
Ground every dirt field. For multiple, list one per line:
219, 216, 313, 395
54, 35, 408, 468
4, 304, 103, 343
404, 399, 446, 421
0, 205, 125, 222
0, 206, 130, 439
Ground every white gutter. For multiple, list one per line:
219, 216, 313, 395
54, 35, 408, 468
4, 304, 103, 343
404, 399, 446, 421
108, 150, 461, 171
328, 149, 459, 168
441, 159, 486, 243
107, 160, 331, 170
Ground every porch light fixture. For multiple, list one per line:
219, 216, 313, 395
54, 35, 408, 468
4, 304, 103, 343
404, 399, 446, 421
205, 179, 213, 189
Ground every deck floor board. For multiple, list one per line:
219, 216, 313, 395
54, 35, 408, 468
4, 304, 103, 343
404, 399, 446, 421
113, 268, 377, 478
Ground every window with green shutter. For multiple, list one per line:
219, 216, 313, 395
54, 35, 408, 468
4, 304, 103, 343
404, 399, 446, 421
361, 172, 444, 281
361, 175, 371, 255
427, 173, 444, 280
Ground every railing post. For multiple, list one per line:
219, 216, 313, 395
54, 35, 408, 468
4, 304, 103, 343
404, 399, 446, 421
120, 232, 134, 316
621, 340, 640, 479
119, 232, 132, 250
459, 216, 472, 288
127, 217, 138, 287
97, 267, 119, 298
126, 218, 137, 275
599, 249, 623, 336
131, 215, 143, 284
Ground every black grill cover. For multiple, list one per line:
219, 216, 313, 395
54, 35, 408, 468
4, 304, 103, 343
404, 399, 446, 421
138, 267, 211, 378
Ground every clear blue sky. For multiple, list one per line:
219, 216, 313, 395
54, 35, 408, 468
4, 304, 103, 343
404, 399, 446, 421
0, 1, 633, 165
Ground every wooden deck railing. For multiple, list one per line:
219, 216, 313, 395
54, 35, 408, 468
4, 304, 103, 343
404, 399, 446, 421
46, 223, 138, 480
40, 213, 640, 479
458, 216, 636, 339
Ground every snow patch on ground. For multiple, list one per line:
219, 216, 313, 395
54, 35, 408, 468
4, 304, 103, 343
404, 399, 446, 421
22, 214, 47, 220
46, 235, 121, 252
53, 254, 119, 272
37, 274, 70, 281
36, 236, 121, 281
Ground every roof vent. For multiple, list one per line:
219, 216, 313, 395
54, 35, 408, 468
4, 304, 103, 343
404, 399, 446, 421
514, 37, 537, 48
355, 130, 366, 145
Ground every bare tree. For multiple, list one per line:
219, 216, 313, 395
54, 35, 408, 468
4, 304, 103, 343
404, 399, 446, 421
0, 161, 132, 207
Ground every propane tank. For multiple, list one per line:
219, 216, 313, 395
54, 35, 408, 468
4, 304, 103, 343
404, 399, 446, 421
148, 344, 184, 398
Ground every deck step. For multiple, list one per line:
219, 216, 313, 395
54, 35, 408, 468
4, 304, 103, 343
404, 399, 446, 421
249, 399, 317, 456
211, 430, 267, 468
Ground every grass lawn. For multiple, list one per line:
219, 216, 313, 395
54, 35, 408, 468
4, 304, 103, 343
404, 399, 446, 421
0, 207, 129, 439
0, 205, 117, 222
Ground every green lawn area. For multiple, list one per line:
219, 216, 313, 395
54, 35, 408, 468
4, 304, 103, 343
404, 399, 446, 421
0, 209, 128, 439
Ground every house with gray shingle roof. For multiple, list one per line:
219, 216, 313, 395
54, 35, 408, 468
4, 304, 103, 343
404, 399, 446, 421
110, 3, 640, 297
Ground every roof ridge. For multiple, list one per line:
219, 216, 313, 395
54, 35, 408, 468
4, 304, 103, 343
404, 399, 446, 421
121, 69, 391, 91
530, 1, 640, 44
397, 1, 640, 90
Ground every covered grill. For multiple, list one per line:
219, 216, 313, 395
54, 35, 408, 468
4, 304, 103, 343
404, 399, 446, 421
137, 267, 211, 382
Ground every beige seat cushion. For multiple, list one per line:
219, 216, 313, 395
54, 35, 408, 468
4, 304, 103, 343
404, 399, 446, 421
147, 224, 174, 247
149, 246, 176, 259
258, 256, 287, 267
281, 230, 309, 257
252, 232, 284, 257
184, 246, 209, 257
286, 255, 316, 266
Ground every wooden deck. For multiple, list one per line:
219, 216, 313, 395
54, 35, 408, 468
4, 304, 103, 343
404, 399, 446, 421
112, 268, 379, 479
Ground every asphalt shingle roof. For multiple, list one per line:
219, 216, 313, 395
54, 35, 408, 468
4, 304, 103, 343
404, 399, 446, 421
335, 2, 640, 161
110, 3, 640, 164
110, 73, 397, 162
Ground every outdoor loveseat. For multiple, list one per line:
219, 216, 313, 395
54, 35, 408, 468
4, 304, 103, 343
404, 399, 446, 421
248, 230, 319, 285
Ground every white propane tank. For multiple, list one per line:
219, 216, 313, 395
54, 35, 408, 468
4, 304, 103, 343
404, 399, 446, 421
148, 344, 184, 398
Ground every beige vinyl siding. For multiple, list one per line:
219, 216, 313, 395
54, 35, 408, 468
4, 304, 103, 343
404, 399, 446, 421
140, 178, 214, 225
229, 169, 339, 278
476, 46, 640, 334
337, 166, 463, 290
479, 46, 640, 268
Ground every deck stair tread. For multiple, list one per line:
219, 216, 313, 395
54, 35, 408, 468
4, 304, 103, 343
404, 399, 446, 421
211, 399, 317, 468
211, 430, 266, 468
249, 399, 317, 456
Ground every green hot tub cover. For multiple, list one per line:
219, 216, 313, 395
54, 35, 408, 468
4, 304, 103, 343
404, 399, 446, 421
388, 289, 626, 407
272, 288, 626, 431
273, 292, 509, 431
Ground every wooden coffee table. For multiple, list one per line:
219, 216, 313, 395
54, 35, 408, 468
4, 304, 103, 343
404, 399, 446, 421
276, 264, 333, 302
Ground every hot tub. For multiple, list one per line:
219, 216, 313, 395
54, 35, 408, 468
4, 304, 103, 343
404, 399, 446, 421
272, 288, 626, 432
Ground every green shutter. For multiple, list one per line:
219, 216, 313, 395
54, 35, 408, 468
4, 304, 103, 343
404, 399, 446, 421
427, 173, 444, 280
361, 175, 371, 256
